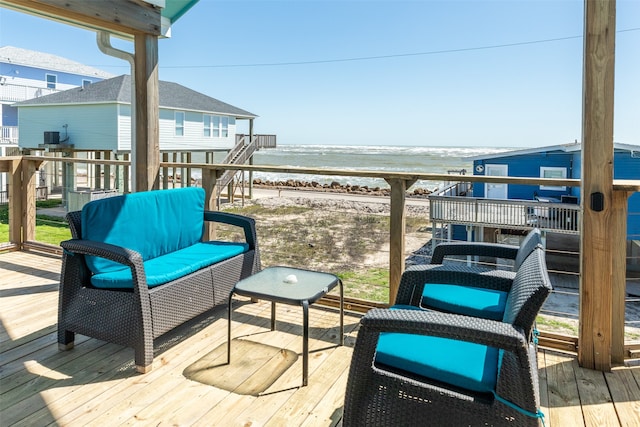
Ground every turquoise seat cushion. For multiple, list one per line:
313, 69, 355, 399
376, 332, 499, 393
81, 188, 205, 275
422, 284, 508, 321
90, 241, 249, 289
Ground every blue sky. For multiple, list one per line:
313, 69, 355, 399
1, 1, 638, 148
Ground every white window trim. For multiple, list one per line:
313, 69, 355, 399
46, 73, 57, 89
221, 116, 229, 138
175, 111, 185, 137
203, 114, 211, 137
540, 167, 567, 191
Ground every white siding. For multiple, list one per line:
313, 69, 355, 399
117, 104, 132, 151
158, 109, 236, 151
18, 104, 119, 150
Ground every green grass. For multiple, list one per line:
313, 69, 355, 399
0, 200, 71, 246
338, 268, 389, 302
536, 316, 578, 336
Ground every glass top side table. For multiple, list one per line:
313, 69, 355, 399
227, 266, 344, 387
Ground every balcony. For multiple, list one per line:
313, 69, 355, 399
2, 155, 640, 425
0, 82, 60, 103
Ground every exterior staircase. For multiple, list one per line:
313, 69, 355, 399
215, 134, 276, 200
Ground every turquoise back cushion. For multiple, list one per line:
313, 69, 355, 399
422, 284, 508, 321
81, 187, 205, 275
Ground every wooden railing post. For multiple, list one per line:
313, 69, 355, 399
22, 159, 38, 243
387, 178, 415, 305
612, 190, 631, 363
201, 167, 220, 241
8, 158, 23, 248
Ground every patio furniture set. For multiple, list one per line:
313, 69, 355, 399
57, 188, 549, 425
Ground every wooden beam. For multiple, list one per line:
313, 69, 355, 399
0, 0, 162, 37
134, 33, 160, 191
579, 0, 616, 371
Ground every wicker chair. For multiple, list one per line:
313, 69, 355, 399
416, 228, 543, 320
343, 246, 551, 426
431, 228, 542, 276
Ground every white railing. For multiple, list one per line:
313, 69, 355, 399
0, 83, 59, 102
430, 194, 581, 234
1, 127, 19, 144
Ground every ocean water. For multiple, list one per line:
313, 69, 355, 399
248, 144, 511, 191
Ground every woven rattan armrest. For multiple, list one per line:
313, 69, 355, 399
359, 308, 527, 352
60, 239, 149, 294
204, 211, 258, 250
431, 242, 519, 264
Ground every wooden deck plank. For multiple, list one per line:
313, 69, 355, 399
537, 348, 552, 426
545, 350, 586, 427
572, 358, 620, 427
1, 251, 637, 427
62, 303, 272, 426
191, 306, 352, 426
605, 368, 640, 426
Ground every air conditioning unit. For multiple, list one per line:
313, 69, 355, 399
44, 131, 60, 144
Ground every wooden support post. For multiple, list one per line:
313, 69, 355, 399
201, 168, 220, 240
104, 151, 111, 190
22, 159, 38, 243
249, 119, 254, 199
95, 151, 101, 189
162, 152, 169, 189
134, 33, 160, 192
386, 178, 415, 305
612, 190, 630, 364
579, 0, 616, 371
8, 159, 22, 247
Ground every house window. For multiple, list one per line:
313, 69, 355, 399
212, 116, 220, 137
46, 74, 57, 89
175, 111, 185, 136
221, 116, 229, 137
82, 79, 92, 88
203, 115, 212, 137
540, 167, 567, 191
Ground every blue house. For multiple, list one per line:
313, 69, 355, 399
470, 142, 640, 240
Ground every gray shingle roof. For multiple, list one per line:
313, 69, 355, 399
0, 46, 114, 79
15, 75, 257, 118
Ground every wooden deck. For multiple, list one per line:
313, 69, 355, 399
2, 251, 640, 426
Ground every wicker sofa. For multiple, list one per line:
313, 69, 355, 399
58, 187, 260, 373
343, 246, 551, 426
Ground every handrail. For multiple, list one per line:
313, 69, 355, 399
13, 156, 640, 191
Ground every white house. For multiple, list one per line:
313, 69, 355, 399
15, 74, 257, 153
0, 46, 112, 193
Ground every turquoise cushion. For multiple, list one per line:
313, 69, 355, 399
376, 332, 499, 393
90, 241, 248, 289
422, 284, 508, 321
81, 188, 205, 275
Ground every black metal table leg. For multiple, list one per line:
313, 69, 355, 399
302, 299, 309, 387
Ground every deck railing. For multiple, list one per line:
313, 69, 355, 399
2, 155, 639, 363
430, 194, 581, 235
